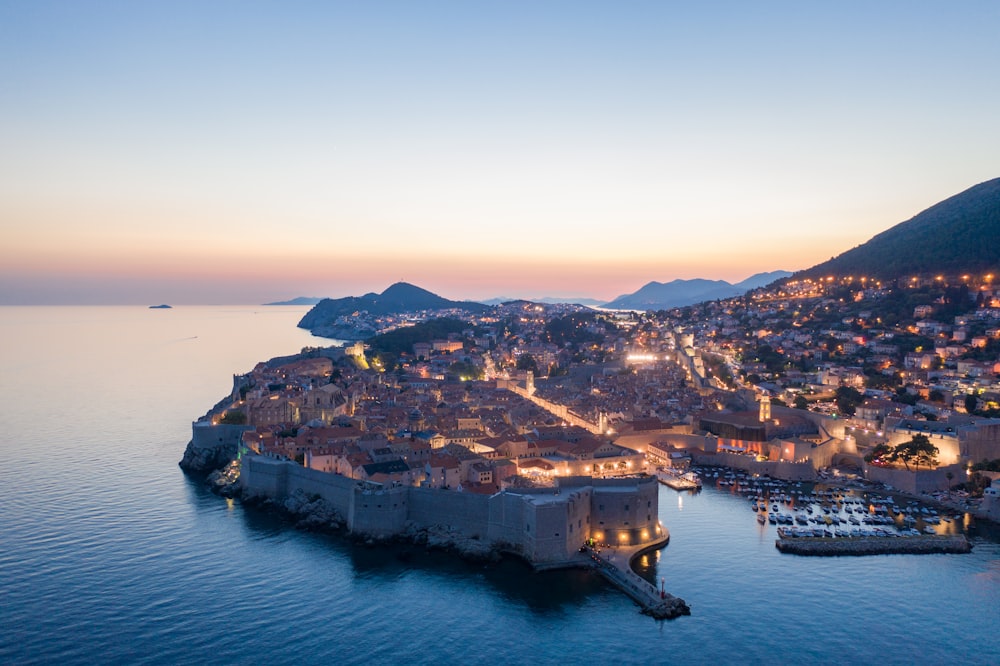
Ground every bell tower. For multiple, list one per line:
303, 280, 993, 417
759, 393, 771, 423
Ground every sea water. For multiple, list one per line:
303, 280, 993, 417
1, 306, 997, 666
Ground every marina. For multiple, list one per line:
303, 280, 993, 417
684, 464, 979, 552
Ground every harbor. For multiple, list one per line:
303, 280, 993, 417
685, 464, 978, 555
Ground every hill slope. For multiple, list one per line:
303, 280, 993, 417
798, 177, 1000, 280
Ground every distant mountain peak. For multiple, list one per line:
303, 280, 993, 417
603, 272, 791, 310
380, 282, 437, 300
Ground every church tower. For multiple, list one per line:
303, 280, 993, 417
759, 393, 771, 423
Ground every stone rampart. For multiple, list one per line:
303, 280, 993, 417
179, 421, 252, 473
238, 455, 664, 564
349, 485, 409, 536
693, 451, 815, 480
863, 462, 967, 494
407, 487, 492, 538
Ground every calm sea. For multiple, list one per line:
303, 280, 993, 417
1, 306, 998, 666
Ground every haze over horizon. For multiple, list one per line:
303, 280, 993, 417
2, 2, 998, 305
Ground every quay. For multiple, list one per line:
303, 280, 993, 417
583, 532, 690, 620
655, 469, 702, 491
660, 476, 700, 491
776, 533, 972, 556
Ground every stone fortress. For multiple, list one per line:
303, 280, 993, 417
239, 448, 663, 566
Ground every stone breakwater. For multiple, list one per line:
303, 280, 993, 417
776, 534, 972, 556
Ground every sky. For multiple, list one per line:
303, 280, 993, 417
1, 1, 998, 305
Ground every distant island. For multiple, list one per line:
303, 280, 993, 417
149, 304, 172, 309
264, 297, 324, 306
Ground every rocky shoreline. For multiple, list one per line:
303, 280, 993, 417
776, 534, 972, 556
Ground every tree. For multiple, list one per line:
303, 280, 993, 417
928, 389, 945, 403
965, 393, 979, 414
835, 386, 864, 416
793, 395, 808, 410
516, 353, 538, 373
218, 410, 247, 425
892, 434, 939, 471
864, 443, 893, 465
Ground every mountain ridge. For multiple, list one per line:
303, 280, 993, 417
796, 177, 1000, 281
602, 271, 791, 310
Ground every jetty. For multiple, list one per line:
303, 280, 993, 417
585, 535, 690, 619
656, 469, 702, 491
776, 534, 972, 556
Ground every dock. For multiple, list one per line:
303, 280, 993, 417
655, 469, 702, 491
660, 476, 700, 491
585, 534, 690, 619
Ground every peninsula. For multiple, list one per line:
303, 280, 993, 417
181, 178, 1000, 616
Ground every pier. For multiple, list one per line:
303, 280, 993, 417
585, 534, 690, 619
656, 470, 702, 491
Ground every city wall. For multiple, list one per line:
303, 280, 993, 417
504, 385, 602, 434
190, 421, 252, 452
239, 454, 661, 564
862, 462, 967, 494
692, 451, 816, 481
407, 486, 491, 538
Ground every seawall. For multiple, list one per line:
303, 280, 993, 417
776, 534, 971, 556
239, 454, 664, 565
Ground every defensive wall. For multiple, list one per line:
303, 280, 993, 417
692, 450, 816, 481
862, 462, 968, 494
191, 421, 252, 451
504, 384, 603, 434
239, 454, 662, 564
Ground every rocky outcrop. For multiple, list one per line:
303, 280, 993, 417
642, 595, 691, 620
400, 522, 504, 563
179, 438, 236, 473
241, 488, 346, 532
776, 534, 972, 556
178, 422, 251, 474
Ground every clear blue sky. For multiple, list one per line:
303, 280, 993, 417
2, 1, 998, 304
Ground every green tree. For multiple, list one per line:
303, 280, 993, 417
793, 395, 808, 410
892, 433, 939, 471
516, 353, 539, 373
965, 393, 979, 414
219, 410, 247, 425
835, 386, 864, 416
864, 443, 893, 465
